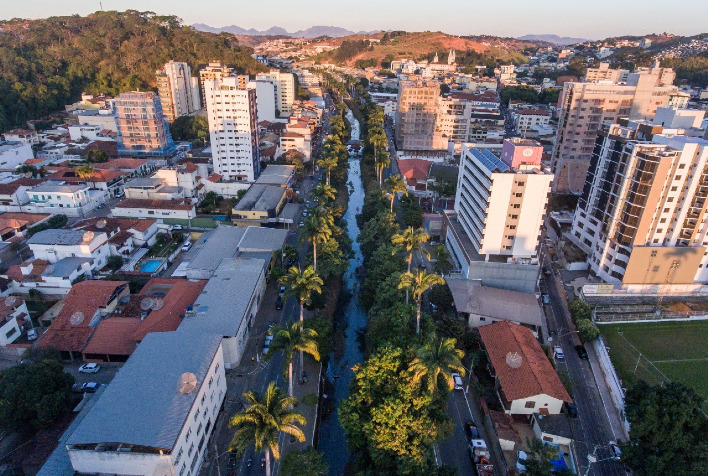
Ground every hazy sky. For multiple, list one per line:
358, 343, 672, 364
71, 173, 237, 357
3, 1, 707, 39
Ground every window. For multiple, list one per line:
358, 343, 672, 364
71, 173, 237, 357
525, 401, 536, 408
5, 328, 17, 339
187, 442, 194, 456
197, 423, 203, 436
185, 428, 192, 442
175, 448, 183, 465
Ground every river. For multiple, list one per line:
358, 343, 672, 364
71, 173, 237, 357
317, 108, 365, 475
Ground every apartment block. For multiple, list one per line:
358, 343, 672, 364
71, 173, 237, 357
569, 109, 708, 284
198, 62, 234, 105
156, 61, 201, 122
204, 77, 260, 182
255, 70, 295, 116
551, 68, 678, 193
395, 80, 446, 151
450, 139, 553, 262
115, 92, 176, 157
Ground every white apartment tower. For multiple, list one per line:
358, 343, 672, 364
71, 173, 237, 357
198, 62, 234, 106
453, 139, 553, 260
255, 70, 295, 117
205, 77, 260, 182
569, 108, 708, 285
156, 61, 201, 122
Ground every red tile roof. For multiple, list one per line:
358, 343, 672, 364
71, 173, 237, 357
94, 158, 148, 171
398, 159, 432, 185
0, 179, 43, 196
479, 321, 572, 403
82, 279, 206, 358
5, 259, 50, 283
207, 173, 222, 183
38, 280, 128, 353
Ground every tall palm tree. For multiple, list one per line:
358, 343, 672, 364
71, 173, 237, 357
279, 265, 323, 322
374, 149, 391, 187
310, 183, 337, 204
266, 321, 320, 397
385, 174, 408, 213
229, 382, 306, 476
300, 213, 332, 271
392, 227, 431, 303
399, 269, 445, 335
409, 337, 466, 394
317, 154, 339, 185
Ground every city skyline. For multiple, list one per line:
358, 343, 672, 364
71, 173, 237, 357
3, 0, 708, 39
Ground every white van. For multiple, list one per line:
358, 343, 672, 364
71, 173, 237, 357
452, 373, 464, 390
181, 241, 193, 252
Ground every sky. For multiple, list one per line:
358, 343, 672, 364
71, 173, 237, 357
3, 1, 707, 40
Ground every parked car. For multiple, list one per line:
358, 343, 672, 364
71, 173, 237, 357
173, 225, 184, 231
452, 372, 463, 390
262, 343, 270, 355
516, 450, 528, 472
78, 363, 101, 374
275, 296, 283, 310
609, 441, 622, 461
181, 241, 193, 252
542, 294, 550, 304
575, 345, 589, 360
543, 267, 551, 276
565, 401, 578, 418
464, 420, 480, 440
81, 382, 100, 393
279, 285, 287, 296
553, 346, 565, 359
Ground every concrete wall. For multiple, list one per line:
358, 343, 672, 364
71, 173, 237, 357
623, 246, 704, 284
508, 394, 564, 415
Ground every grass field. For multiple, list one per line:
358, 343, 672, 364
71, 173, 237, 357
601, 320, 708, 408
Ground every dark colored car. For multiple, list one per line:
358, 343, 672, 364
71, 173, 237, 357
275, 296, 283, 310
543, 267, 551, 276
464, 420, 480, 440
565, 402, 578, 418
575, 345, 589, 360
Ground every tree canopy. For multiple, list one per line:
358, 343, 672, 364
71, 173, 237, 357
0, 360, 75, 431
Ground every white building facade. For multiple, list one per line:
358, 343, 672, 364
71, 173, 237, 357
255, 70, 295, 116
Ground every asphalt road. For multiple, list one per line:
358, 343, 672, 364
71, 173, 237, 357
543, 258, 626, 476
438, 389, 489, 475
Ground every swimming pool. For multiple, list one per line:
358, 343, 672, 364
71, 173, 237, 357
140, 259, 163, 273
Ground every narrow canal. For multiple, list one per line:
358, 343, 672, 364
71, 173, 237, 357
317, 108, 365, 475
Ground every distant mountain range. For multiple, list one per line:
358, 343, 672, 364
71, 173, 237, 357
192, 24, 378, 38
518, 34, 590, 46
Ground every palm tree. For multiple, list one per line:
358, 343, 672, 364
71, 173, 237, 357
409, 337, 466, 394
75, 164, 95, 178
229, 382, 306, 476
279, 265, 323, 322
374, 149, 391, 187
399, 269, 445, 335
300, 213, 332, 271
317, 154, 338, 185
266, 321, 320, 396
310, 183, 337, 204
384, 174, 408, 213
281, 245, 299, 266
392, 227, 431, 303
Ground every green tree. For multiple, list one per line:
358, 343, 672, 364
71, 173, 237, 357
318, 153, 339, 186
15, 165, 39, 177
522, 437, 559, 476
392, 227, 431, 274
75, 164, 95, 179
429, 283, 454, 312
266, 321, 320, 397
500, 85, 539, 106
86, 149, 108, 163
409, 337, 465, 394
385, 174, 408, 213
300, 211, 333, 271
106, 255, 124, 271
310, 183, 337, 205
170, 115, 209, 144
280, 446, 328, 476
577, 318, 600, 342
432, 245, 453, 275
229, 382, 306, 476
620, 381, 708, 476
399, 270, 446, 335
279, 266, 323, 322
568, 298, 592, 323
0, 360, 75, 430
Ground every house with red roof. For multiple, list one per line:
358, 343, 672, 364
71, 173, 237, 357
479, 321, 572, 415
38, 280, 129, 360
398, 158, 433, 195
0, 178, 42, 212
82, 278, 206, 362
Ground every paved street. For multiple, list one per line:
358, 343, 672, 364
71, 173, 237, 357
543, 255, 627, 476
438, 389, 490, 475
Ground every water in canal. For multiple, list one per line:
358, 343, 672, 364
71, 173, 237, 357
317, 109, 365, 474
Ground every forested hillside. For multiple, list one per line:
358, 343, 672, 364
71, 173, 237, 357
0, 10, 266, 132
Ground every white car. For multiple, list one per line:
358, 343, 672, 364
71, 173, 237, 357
553, 346, 565, 359
172, 225, 184, 231
181, 241, 193, 252
78, 363, 101, 374
452, 372, 464, 390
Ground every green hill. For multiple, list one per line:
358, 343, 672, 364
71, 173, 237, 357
0, 10, 266, 132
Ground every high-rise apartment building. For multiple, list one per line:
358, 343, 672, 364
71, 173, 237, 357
451, 139, 553, 261
551, 66, 677, 193
395, 80, 446, 151
115, 92, 176, 157
198, 62, 234, 105
255, 70, 295, 116
204, 77, 260, 182
156, 61, 201, 122
569, 108, 708, 285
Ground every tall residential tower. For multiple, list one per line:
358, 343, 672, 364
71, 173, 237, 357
156, 61, 201, 122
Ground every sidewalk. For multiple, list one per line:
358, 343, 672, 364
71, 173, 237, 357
586, 343, 630, 441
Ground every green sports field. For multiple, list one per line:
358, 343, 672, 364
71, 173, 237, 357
600, 320, 708, 407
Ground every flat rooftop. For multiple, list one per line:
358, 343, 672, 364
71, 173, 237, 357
233, 184, 286, 212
